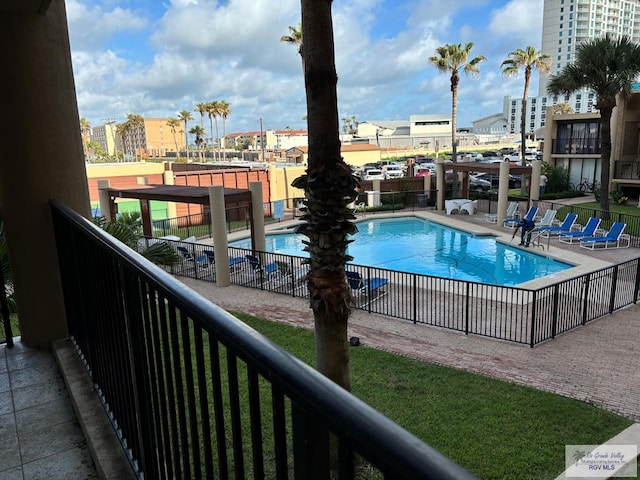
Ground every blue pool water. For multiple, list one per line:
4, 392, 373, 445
229, 217, 573, 286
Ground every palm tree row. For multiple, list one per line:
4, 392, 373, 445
113, 113, 145, 160
166, 101, 231, 162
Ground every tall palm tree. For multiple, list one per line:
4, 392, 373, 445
126, 113, 145, 160
429, 43, 486, 162
219, 101, 231, 161
280, 22, 304, 68
548, 34, 640, 212
189, 125, 206, 162
501, 46, 551, 167
178, 110, 193, 162
80, 117, 91, 158
206, 101, 220, 160
115, 121, 130, 160
291, 1, 358, 393
166, 118, 181, 159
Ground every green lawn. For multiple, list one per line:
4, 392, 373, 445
234, 312, 634, 480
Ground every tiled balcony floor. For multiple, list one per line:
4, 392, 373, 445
0, 339, 98, 480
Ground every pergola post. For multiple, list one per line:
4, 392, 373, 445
250, 182, 265, 253
497, 161, 510, 225
210, 185, 231, 287
436, 159, 445, 211
530, 161, 542, 202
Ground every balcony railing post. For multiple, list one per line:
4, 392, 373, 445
292, 404, 330, 479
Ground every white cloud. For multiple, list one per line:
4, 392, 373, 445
70, 0, 548, 133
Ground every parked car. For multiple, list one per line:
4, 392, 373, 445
469, 175, 492, 191
473, 172, 522, 189
499, 147, 517, 156
363, 168, 384, 181
418, 163, 438, 175
383, 164, 405, 179
414, 167, 431, 178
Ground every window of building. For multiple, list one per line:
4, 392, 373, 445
555, 120, 601, 154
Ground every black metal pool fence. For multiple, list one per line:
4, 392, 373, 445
155, 238, 640, 348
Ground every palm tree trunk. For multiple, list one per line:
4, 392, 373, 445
599, 107, 613, 214
209, 117, 214, 158
222, 118, 227, 161
294, 0, 357, 393
451, 80, 458, 162
214, 118, 220, 161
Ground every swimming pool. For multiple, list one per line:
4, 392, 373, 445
229, 217, 573, 286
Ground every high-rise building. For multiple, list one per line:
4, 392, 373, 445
494, 0, 640, 137
539, 0, 640, 95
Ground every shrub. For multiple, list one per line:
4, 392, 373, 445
543, 163, 570, 193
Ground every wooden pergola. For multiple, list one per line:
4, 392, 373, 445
103, 184, 252, 236
446, 161, 532, 198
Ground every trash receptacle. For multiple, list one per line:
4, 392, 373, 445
417, 193, 428, 208
365, 190, 381, 207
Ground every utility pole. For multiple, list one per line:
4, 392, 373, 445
260, 118, 266, 162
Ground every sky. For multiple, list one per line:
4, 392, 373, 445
67, 0, 545, 135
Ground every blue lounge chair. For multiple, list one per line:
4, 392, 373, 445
538, 213, 578, 238
504, 206, 538, 229
203, 249, 246, 270
245, 254, 279, 276
346, 270, 388, 306
176, 245, 207, 269
558, 217, 602, 244
579, 222, 630, 249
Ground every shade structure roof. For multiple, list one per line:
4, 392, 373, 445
104, 184, 252, 205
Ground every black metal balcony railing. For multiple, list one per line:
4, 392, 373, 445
50, 200, 477, 480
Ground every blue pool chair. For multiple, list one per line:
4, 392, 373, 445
176, 245, 207, 269
579, 222, 630, 249
246, 254, 279, 277
203, 249, 246, 270
503, 206, 538, 229
346, 270, 388, 306
558, 217, 602, 244
538, 213, 578, 238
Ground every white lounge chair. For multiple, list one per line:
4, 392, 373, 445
535, 209, 557, 227
485, 201, 518, 224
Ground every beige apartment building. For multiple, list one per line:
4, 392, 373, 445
91, 117, 176, 159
